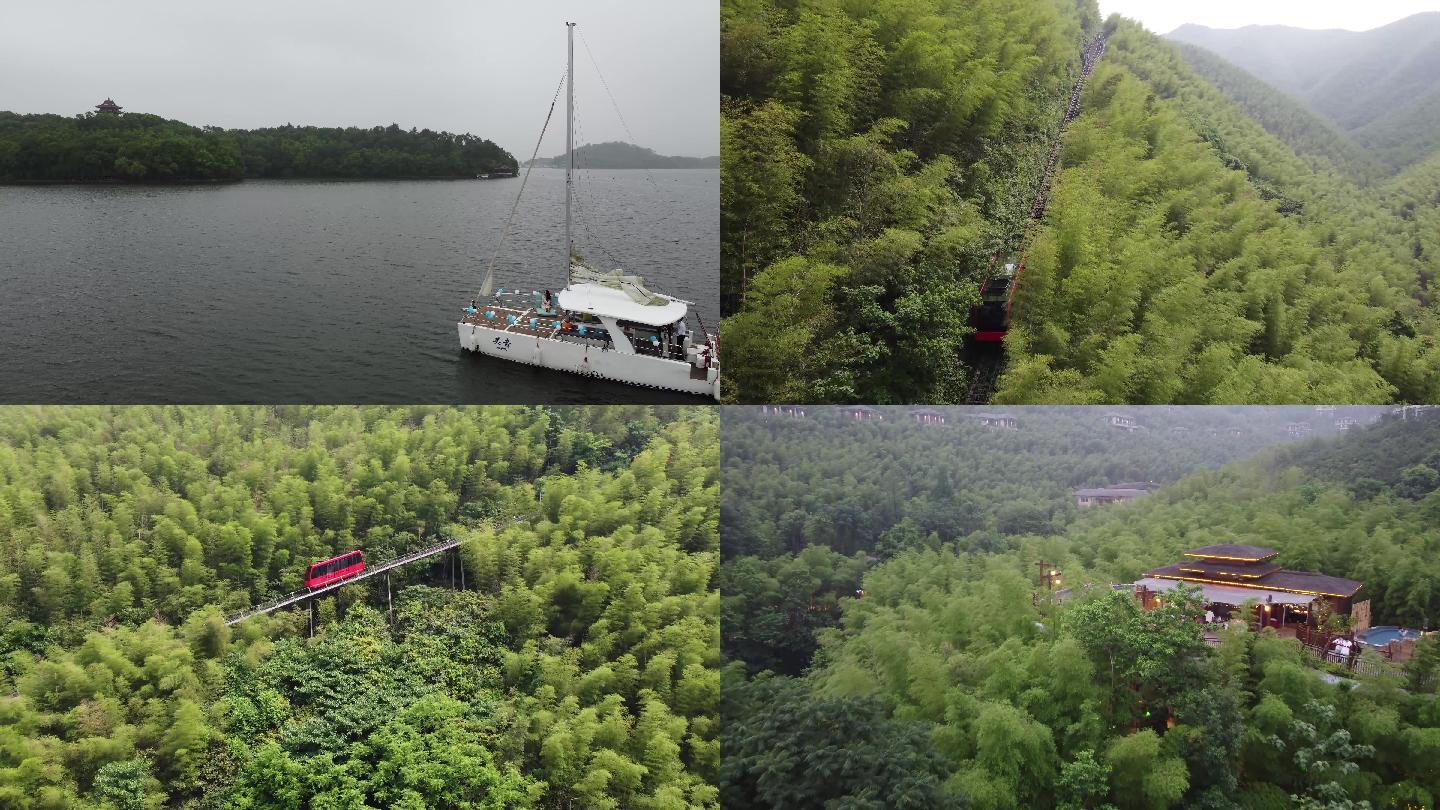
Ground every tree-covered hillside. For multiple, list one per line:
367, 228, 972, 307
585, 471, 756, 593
0, 405, 718, 809
720, 0, 1099, 402
721, 406, 1440, 809
0, 111, 518, 182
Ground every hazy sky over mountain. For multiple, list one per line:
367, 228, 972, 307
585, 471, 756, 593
1098, 0, 1439, 35
0, 0, 719, 159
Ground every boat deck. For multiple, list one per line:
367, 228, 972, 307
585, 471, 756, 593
461, 304, 610, 348
460, 300, 697, 362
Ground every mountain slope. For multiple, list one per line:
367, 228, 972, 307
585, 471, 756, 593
992, 16, 1440, 404
1168, 13, 1440, 171
1170, 41, 1380, 182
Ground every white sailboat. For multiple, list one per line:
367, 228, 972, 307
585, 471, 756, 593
457, 22, 720, 400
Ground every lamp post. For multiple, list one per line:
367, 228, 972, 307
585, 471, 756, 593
1036, 560, 1062, 590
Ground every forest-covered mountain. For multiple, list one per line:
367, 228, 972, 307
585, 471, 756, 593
529, 141, 719, 169
991, 16, 1440, 403
721, 406, 1440, 809
0, 111, 518, 182
721, 1, 1440, 404
1168, 13, 1440, 171
719, 405, 1366, 674
0, 405, 718, 809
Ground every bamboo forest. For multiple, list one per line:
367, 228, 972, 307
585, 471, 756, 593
720, 0, 1440, 404
0, 405, 720, 809
721, 406, 1440, 809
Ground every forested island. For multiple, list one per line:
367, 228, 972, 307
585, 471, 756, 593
0, 110, 518, 182
721, 1, 1440, 404
529, 141, 720, 169
722, 406, 1440, 809
0, 405, 719, 808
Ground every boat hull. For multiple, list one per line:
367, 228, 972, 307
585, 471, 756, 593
458, 321, 719, 400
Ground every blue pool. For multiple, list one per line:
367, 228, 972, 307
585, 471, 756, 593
1358, 626, 1420, 647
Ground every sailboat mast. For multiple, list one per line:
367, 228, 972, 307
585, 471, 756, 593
565, 21, 575, 277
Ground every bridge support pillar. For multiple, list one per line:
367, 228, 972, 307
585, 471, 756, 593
386, 572, 393, 628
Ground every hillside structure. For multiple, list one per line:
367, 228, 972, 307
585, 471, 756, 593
973, 413, 1018, 430
1074, 485, 1149, 508
910, 408, 946, 425
839, 405, 882, 422
1135, 544, 1363, 630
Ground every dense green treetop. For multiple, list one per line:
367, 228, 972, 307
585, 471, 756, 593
0, 111, 517, 182
0, 405, 718, 809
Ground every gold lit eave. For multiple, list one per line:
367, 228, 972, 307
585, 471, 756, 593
1177, 566, 1263, 578
1151, 573, 1356, 599
1182, 552, 1278, 562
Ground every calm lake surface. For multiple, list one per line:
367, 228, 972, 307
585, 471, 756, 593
0, 169, 717, 403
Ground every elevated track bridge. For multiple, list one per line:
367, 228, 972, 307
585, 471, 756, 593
225, 536, 466, 631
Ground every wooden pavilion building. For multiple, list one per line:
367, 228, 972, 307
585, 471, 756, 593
1134, 544, 1363, 630
95, 98, 123, 114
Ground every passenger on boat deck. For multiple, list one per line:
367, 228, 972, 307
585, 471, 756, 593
543, 290, 554, 312
674, 318, 688, 348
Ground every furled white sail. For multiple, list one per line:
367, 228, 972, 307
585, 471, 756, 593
569, 264, 669, 306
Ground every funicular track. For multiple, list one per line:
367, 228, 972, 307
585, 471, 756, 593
224, 537, 463, 627
963, 31, 1108, 405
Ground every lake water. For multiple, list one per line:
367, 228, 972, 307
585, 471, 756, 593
0, 169, 717, 403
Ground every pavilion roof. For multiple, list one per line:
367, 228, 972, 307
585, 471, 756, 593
1144, 562, 1362, 599
1135, 577, 1317, 607
1074, 488, 1147, 498
1183, 544, 1278, 562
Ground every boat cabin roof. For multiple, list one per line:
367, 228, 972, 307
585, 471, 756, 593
558, 282, 688, 327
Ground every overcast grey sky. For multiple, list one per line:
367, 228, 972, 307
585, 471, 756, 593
1098, 0, 1439, 34
0, 0, 719, 159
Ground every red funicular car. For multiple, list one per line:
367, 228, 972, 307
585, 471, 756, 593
304, 550, 365, 590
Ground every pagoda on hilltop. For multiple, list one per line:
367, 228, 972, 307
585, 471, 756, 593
95, 98, 123, 114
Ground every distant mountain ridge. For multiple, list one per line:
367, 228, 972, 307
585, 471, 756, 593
528, 141, 719, 169
1167, 12, 1440, 171
1169, 41, 1382, 181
